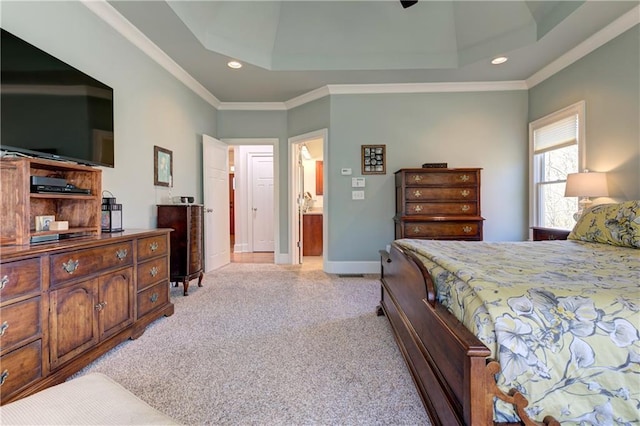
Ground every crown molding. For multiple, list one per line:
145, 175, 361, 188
527, 5, 639, 88
81, 0, 220, 109
284, 86, 332, 110
328, 81, 528, 94
218, 102, 286, 111
84, 0, 637, 111
264, 81, 527, 111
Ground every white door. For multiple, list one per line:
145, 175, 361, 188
250, 155, 274, 252
202, 135, 230, 272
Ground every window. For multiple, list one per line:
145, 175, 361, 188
529, 101, 585, 230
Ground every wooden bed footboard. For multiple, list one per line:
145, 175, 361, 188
378, 243, 558, 426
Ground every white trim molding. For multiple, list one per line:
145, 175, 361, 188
527, 5, 639, 88
81, 0, 220, 109
324, 261, 380, 275
84, 0, 638, 111
328, 81, 528, 95
218, 102, 287, 111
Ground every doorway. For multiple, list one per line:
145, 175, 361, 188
222, 140, 278, 264
288, 129, 328, 267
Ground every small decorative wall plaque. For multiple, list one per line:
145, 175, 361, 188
361, 145, 386, 175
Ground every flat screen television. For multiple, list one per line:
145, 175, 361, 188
1, 28, 114, 167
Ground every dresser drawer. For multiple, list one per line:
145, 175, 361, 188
137, 235, 168, 261
404, 171, 479, 186
0, 258, 41, 302
0, 297, 41, 354
0, 340, 42, 403
50, 242, 133, 286
401, 221, 483, 239
137, 257, 168, 291
137, 282, 169, 319
404, 187, 478, 201
405, 202, 478, 216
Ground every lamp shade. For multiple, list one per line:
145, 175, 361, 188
564, 172, 609, 197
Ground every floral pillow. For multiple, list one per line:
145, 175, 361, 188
568, 200, 640, 248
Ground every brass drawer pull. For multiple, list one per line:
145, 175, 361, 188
150, 266, 159, 277
116, 248, 128, 260
0, 321, 8, 336
413, 190, 422, 198
150, 293, 159, 303
462, 226, 473, 233
94, 301, 107, 311
460, 189, 470, 197
0, 370, 8, 386
149, 242, 159, 252
62, 259, 79, 274
412, 226, 422, 234
459, 174, 470, 182
461, 205, 470, 212
0, 275, 8, 290
413, 205, 423, 213
412, 175, 422, 183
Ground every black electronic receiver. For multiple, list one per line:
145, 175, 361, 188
31, 184, 91, 194
31, 175, 68, 187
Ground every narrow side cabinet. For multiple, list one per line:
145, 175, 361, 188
157, 204, 204, 295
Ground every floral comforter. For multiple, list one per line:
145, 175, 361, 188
395, 239, 640, 425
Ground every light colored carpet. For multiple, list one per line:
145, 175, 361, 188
75, 262, 430, 425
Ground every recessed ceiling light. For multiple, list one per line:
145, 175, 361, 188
491, 56, 508, 65
227, 61, 242, 69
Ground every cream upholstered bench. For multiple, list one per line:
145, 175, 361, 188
0, 373, 180, 425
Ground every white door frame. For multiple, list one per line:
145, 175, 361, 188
221, 138, 280, 262
288, 129, 328, 269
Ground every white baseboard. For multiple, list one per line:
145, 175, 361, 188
324, 261, 380, 275
233, 243, 247, 253
273, 254, 379, 274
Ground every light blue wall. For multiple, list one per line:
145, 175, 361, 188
217, 109, 288, 249
529, 26, 640, 200
1, 1, 218, 229
288, 97, 331, 136
328, 91, 529, 261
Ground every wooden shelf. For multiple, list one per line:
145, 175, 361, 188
1, 157, 102, 246
30, 193, 96, 201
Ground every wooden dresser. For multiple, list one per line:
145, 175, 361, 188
0, 229, 174, 405
157, 205, 203, 296
394, 168, 484, 240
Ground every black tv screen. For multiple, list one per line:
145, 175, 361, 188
1, 28, 114, 167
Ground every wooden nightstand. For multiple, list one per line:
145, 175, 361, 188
531, 227, 571, 241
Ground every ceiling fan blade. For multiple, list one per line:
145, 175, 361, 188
400, 0, 418, 8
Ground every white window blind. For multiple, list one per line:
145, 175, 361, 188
533, 114, 579, 154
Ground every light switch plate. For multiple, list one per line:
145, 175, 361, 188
351, 177, 366, 188
341, 168, 352, 175
352, 190, 365, 200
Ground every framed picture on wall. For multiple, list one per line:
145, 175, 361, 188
154, 145, 173, 187
361, 144, 386, 175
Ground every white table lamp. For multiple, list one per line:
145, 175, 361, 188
564, 170, 608, 219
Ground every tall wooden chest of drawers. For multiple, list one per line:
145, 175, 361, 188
157, 205, 204, 296
394, 168, 484, 240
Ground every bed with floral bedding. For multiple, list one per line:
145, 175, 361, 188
378, 200, 639, 425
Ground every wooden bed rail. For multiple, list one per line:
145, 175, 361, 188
379, 243, 560, 426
